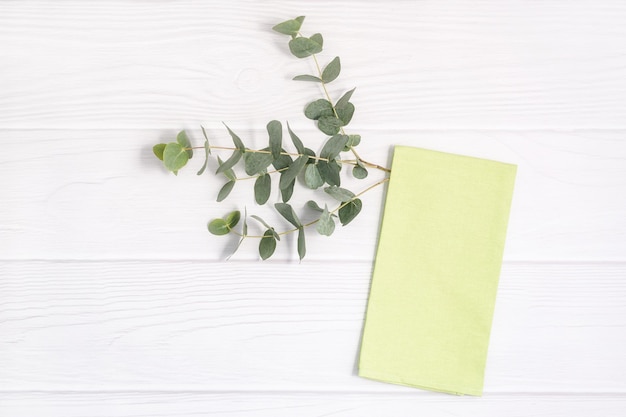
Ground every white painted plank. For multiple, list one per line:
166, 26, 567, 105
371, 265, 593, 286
1, 129, 624, 261
1, 261, 624, 392
1, 392, 625, 417
1, 1, 626, 129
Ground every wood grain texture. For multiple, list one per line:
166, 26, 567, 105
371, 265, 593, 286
1, 128, 625, 261
1, 0, 625, 415
1, 1, 626, 129
2, 392, 626, 417
1, 261, 625, 392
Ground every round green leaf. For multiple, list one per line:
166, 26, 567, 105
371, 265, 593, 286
324, 186, 355, 202
336, 102, 355, 126
288, 36, 323, 58
272, 16, 305, 36
208, 218, 229, 236
317, 116, 343, 136
316, 205, 335, 236
338, 198, 362, 226
254, 174, 271, 205
353, 164, 368, 179
163, 142, 189, 172
153, 143, 166, 161
304, 164, 324, 189
304, 99, 334, 120
176, 130, 193, 158
225, 210, 241, 228
259, 230, 277, 260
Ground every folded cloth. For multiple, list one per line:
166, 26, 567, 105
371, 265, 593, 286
358, 146, 517, 396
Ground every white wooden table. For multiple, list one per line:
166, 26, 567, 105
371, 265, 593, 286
1, 1, 625, 415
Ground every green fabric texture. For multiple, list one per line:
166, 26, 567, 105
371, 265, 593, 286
358, 146, 517, 396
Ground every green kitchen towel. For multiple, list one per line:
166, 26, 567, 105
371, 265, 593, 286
358, 146, 517, 396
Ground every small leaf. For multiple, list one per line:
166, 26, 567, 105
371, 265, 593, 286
153, 143, 166, 161
306, 200, 337, 217
225, 210, 241, 228
336, 88, 356, 110
267, 120, 282, 160
324, 186, 355, 202
215, 150, 242, 174
223, 123, 245, 152
339, 198, 362, 226
304, 99, 334, 120
353, 164, 368, 179
272, 16, 305, 36
228, 208, 248, 260
316, 204, 335, 236
335, 102, 355, 126
217, 180, 235, 202
197, 134, 211, 176
317, 160, 341, 187
310, 33, 323, 48
304, 164, 324, 189
163, 142, 189, 172
288, 36, 323, 58
176, 130, 193, 158
254, 174, 271, 205
208, 218, 229, 235
344, 134, 361, 151
217, 156, 236, 181
279, 155, 308, 190
297, 227, 306, 260
293, 74, 322, 82
272, 150, 293, 171
321, 56, 341, 83
304, 148, 316, 163
317, 116, 343, 135
287, 122, 305, 154
201, 125, 212, 154
281, 177, 295, 202
275, 203, 302, 228
259, 230, 277, 260
320, 135, 349, 160
244, 149, 273, 176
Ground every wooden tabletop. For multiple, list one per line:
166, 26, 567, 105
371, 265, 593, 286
1, 1, 625, 415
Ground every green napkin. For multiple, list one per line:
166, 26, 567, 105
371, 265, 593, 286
358, 146, 517, 396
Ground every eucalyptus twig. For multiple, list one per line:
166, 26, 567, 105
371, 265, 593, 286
153, 15, 392, 260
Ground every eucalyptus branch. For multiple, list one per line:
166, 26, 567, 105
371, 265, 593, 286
153, 15, 392, 260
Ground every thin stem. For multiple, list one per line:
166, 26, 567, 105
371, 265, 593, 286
190, 146, 331, 163
237, 167, 289, 181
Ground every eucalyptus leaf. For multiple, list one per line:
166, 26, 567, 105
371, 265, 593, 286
286, 122, 305, 154
335, 88, 355, 110
274, 203, 302, 228
217, 156, 236, 181
279, 155, 308, 190
293, 74, 322, 82
321, 56, 341, 83
316, 204, 335, 236
163, 142, 189, 172
251, 215, 280, 241
201, 125, 211, 153
259, 230, 277, 260
304, 164, 324, 189
320, 135, 349, 160
335, 102, 355, 126
217, 180, 235, 202
197, 136, 211, 176
176, 130, 193, 158
254, 174, 271, 205
272, 149, 293, 170
244, 149, 273, 176
288, 36, 322, 58
297, 227, 306, 260
344, 134, 361, 151
222, 123, 245, 152
272, 16, 305, 36
304, 148, 316, 163
352, 163, 368, 179
324, 186, 355, 202
317, 160, 341, 187
339, 198, 362, 226
281, 177, 295, 202
225, 210, 241, 228
228, 209, 248, 260
215, 150, 242, 174
267, 120, 282, 160
304, 99, 334, 120
208, 218, 229, 235
153, 143, 166, 161
310, 33, 323, 48
306, 200, 337, 217
317, 116, 343, 135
